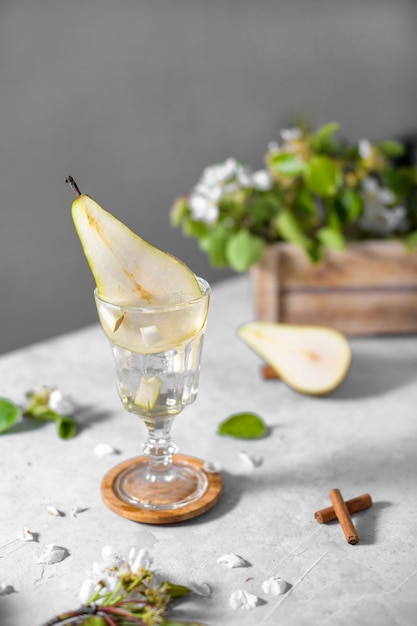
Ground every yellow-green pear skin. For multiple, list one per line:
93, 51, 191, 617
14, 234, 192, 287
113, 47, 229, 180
238, 322, 351, 396
71, 193, 201, 305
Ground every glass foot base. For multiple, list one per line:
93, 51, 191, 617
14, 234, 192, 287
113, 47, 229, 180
114, 457, 208, 510
101, 454, 222, 524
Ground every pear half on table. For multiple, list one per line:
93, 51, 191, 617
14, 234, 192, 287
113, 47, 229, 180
238, 321, 351, 396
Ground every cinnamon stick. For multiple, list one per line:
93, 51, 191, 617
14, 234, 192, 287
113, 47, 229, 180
329, 488, 359, 545
315, 493, 372, 524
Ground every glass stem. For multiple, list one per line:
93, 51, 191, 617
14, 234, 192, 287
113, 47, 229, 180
142, 416, 178, 477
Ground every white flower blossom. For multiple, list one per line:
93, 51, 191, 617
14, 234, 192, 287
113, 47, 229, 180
201, 158, 238, 186
362, 177, 395, 205
280, 127, 302, 143
49, 389, 75, 415
359, 177, 406, 235
358, 139, 373, 160
194, 182, 223, 202
188, 155, 273, 224
252, 169, 272, 191
267, 140, 280, 152
188, 193, 219, 223
236, 165, 253, 188
78, 578, 97, 605
359, 202, 406, 236
79, 546, 152, 605
128, 546, 152, 571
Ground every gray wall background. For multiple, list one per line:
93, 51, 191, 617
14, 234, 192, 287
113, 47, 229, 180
1, 0, 416, 354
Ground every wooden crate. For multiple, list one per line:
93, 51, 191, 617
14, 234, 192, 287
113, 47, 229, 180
250, 241, 417, 336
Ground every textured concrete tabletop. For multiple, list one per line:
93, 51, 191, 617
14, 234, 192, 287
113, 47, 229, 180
1, 276, 417, 626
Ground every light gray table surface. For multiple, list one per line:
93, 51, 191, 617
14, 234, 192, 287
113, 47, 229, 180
1, 275, 417, 626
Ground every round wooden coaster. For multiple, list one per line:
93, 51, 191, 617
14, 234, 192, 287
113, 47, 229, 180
101, 454, 222, 524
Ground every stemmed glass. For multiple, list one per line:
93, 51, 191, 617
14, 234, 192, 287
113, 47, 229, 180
95, 277, 211, 512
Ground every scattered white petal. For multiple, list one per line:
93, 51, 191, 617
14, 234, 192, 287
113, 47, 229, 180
37, 544, 68, 564
229, 589, 260, 610
239, 451, 263, 469
188, 580, 212, 597
128, 547, 152, 571
47, 505, 64, 517
94, 443, 120, 457
0, 583, 15, 596
101, 545, 119, 565
78, 578, 97, 604
203, 460, 222, 473
261, 576, 289, 595
18, 527, 35, 541
217, 553, 249, 568
71, 505, 86, 517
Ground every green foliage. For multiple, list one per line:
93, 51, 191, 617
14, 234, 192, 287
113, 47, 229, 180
275, 210, 313, 249
304, 155, 342, 197
218, 412, 268, 439
225, 230, 265, 272
0, 399, 20, 433
43, 564, 201, 626
170, 122, 417, 270
55, 415, 78, 439
0, 387, 77, 439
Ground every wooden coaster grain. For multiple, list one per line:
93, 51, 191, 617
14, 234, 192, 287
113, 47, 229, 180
101, 454, 222, 524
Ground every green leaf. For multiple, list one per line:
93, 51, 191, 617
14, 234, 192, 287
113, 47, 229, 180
56, 415, 77, 439
305, 155, 342, 197
267, 152, 306, 176
218, 412, 268, 439
377, 140, 405, 159
309, 122, 340, 152
275, 210, 313, 249
182, 219, 209, 238
82, 617, 108, 626
336, 187, 363, 222
161, 582, 191, 599
294, 187, 317, 218
404, 230, 417, 252
199, 228, 230, 267
317, 227, 346, 251
23, 406, 56, 420
225, 230, 265, 272
247, 194, 283, 224
170, 197, 189, 227
0, 399, 20, 434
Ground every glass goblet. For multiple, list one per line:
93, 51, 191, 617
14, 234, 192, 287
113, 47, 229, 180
94, 277, 210, 511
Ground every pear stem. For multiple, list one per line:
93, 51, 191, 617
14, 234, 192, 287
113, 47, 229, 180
65, 176, 81, 197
